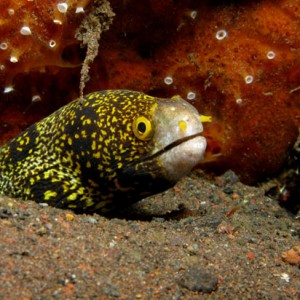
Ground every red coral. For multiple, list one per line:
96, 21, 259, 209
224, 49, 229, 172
1, 0, 299, 183
88, 0, 299, 183
0, 0, 93, 142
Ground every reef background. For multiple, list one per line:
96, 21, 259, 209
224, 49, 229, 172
0, 0, 299, 184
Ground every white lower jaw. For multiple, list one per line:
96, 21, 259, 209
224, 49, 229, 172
158, 136, 207, 182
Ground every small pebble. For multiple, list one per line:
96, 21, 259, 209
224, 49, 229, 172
65, 213, 75, 221
45, 223, 53, 231
36, 226, 49, 236
282, 245, 300, 265
223, 186, 233, 194
0, 208, 13, 219
222, 170, 240, 185
82, 217, 98, 224
178, 267, 218, 293
280, 273, 290, 282
102, 283, 121, 297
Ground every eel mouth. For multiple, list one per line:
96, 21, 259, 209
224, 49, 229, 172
142, 132, 204, 163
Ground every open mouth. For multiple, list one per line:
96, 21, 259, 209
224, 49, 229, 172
142, 132, 204, 162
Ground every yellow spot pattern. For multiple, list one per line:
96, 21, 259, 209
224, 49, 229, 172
0, 90, 206, 215
44, 190, 58, 200
0, 90, 164, 214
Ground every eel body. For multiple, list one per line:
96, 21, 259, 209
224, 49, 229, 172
0, 90, 207, 214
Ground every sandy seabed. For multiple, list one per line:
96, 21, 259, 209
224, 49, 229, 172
0, 170, 299, 299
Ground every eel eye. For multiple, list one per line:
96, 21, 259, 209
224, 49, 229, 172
133, 116, 154, 141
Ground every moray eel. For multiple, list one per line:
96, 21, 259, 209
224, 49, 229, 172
0, 90, 207, 214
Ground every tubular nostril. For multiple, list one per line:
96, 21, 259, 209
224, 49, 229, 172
200, 115, 212, 123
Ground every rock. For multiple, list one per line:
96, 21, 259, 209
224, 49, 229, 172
178, 266, 218, 293
282, 245, 300, 265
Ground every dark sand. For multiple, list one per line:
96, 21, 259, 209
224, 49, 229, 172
0, 170, 299, 299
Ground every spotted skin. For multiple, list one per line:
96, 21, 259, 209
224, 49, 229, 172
0, 90, 206, 214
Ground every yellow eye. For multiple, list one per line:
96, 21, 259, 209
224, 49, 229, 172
133, 116, 154, 141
